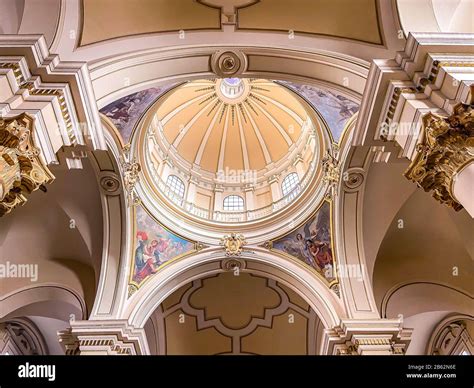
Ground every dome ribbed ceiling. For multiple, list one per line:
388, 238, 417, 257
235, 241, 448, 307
156, 79, 308, 174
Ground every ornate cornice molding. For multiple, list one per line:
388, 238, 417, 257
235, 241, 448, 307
404, 101, 474, 211
0, 114, 54, 216
58, 320, 149, 355
323, 318, 412, 355
0, 35, 106, 168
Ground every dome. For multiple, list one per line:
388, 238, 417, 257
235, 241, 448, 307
154, 78, 308, 176
138, 78, 328, 226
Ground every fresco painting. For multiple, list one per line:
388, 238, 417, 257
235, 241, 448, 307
273, 201, 335, 282
279, 81, 360, 141
100, 85, 175, 142
133, 206, 194, 285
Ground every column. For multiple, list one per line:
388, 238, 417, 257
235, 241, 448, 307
186, 177, 198, 203
268, 174, 282, 203
213, 184, 224, 220
244, 184, 255, 211
158, 158, 173, 180
404, 102, 473, 216
453, 162, 474, 218
293, 153, 305, 179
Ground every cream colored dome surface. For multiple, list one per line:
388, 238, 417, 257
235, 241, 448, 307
156, 78, 307, 174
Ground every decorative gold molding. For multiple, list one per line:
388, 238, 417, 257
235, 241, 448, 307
322, 149, 340, 199
120, 144, 141, 206
220, 233, 246, 256
0, 114, 54, 217
404, 101, 474, 211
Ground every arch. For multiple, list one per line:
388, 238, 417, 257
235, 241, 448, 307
426, 313, 474, 355
380, 281, 473, 319
91, 47, 365, 323
223, 195, 244, 211
0, 284, 87, 322
396, 0, 474, 36
88, 118, 130, 319
88, 46, 368, 109
333, 117, 380, 319
124, 248, 345, 335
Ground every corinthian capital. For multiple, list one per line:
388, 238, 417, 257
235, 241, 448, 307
0, 114, 54, 217
404, 101, 474, 211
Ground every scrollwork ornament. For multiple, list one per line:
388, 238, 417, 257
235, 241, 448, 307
322, 151, 340, 197
0, 114, 54, 216
120, 144, 141, 207
404, 101, 474, 211
220, 233, 246, 256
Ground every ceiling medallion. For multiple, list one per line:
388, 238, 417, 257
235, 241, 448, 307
0, 114, 54, 217
211, 50, 248, 78
221, 258, 245, 271
99, 172, 121, 196
343, 170, 364, 191
220, 233, 246, 256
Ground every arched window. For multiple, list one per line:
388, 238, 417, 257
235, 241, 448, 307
223, 195, 244, 211
166, 175, 185, 199
281, 173, 299, 197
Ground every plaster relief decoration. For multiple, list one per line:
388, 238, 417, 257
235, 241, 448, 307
220, 233, 246, 256
120, 144, 141, 206
145, 272, 323, 355
270, 200, 337, 286
130, 205, 196, 289
210, 50, 248, 78
0, 114, 54, 217
404, 101, 474, 211
322, 149, 340, 195
100, 85, 176, 142
279, 81, 359, 141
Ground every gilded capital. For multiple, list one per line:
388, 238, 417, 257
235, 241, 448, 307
404, 102, 474, 211
0, 114, 54, 216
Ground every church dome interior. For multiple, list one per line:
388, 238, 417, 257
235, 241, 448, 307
139, 78, 323, 224
0, 1, 472, 380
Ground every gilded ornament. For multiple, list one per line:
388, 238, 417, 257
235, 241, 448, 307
404, 101, 474, 211
0, 114, 54, 216
220, 233, 246, 256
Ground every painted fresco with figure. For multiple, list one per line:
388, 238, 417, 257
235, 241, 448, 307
133, 205, 195, 285
278, 81, 359, 141
100, 85, 175, 142
272, 201, 335, 282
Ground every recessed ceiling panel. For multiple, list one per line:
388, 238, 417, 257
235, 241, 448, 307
80, 0, 221, 46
